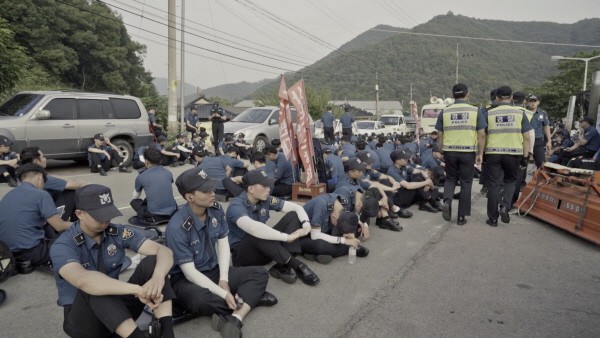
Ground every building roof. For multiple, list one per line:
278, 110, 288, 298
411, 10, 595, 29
184, 96, 236, 120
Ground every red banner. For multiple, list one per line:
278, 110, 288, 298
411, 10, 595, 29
288, 79, 316, 187
278, 75, 296, 164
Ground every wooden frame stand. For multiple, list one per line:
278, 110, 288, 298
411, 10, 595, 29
292, 182, 327, 200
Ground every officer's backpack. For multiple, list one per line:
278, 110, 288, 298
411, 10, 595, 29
0, 241, 16, 283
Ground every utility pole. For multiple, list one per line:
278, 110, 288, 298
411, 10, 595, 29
375, 72, 379, 119
455, 43, 459, 84
167, 0, 178, 133
179, 0, 186, 134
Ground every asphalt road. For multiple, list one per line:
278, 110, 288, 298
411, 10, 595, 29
0, 161, 598, 337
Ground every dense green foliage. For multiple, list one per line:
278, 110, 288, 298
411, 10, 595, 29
252, 83, 332, 120
251, 14, 600, 113
0, 0, 154, 98
0, 18, 29, 96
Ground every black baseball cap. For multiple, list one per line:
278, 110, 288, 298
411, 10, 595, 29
0, 136, 12, 147
76, 184, 122, 222
93, 133, 105, 140
512, 91, 526, 102
337, 211, 359, 235
199, 131, 208, 138
323, 148, 332, 154
271, 139, 281, 146
243, 170, 276, 187
175, 167, 219, 196
452, 83, 468, 97
356, 151, 373, 165
390, 149, 411, 162
226, 146, 239, 154
157, 135, 167, 143
224, 135, 234, 142
495, 86, 512, 98
192, 146, 206, 157
579, 116, 595, 125
345, 158, 367, 172
361, 195, 379, 218
527, 94, 539, 101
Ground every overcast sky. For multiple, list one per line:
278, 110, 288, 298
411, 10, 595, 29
104, 0, 599, 92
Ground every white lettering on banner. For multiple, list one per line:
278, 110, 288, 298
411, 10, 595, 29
278, 76, 295, 163
288, 79, 316, 187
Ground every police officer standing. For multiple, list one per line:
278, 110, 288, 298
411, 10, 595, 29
526, 94, 552, 168
321, 106, 335, 144
340, 106, 355, 138
436, 83, 487, 225
484, 86, 532, 227
210, 102, 228, 147
166, 168, 276, 338
50, 184, 176, 338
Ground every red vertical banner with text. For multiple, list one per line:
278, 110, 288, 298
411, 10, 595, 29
288, 79, 316, 187
278, 75, 296, 164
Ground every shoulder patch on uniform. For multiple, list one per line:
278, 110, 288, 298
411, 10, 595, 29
72, 233, 85, 246
181, 216, 193, 231
106, 225, 119, 236
270, 197, 280, 206
327, 202, 334, 211
211, 202, 222, 210
122, 228, 134, 240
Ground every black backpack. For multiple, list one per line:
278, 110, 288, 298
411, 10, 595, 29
0, 241, 16, 283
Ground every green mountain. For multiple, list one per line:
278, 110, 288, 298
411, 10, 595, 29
202, 80, 270, 103
251, 13, 600, 105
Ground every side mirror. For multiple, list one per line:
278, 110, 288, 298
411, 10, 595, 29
269, 118, 277, 125
34, 110, 50, 120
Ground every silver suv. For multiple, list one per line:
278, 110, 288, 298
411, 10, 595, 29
223, 106, 314, 152
0, 91, 155, 165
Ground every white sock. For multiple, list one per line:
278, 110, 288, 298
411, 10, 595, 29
232, 314, 243, 322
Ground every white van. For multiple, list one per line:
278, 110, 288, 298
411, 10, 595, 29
378, 114, 416, 136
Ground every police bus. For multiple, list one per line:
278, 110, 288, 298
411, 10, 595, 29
420, 97, 454, 134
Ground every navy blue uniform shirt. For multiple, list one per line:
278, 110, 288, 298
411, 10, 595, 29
583, 126, 600, 152
165, 203, 228, 275
134, 165, 177, 216
225, 192, 284, 247
530, 109, 550, 139
387, 164, 414, 183
50, 222, 147, 306
325, 154, 345, 180
321, 111, 334, 128
335, 172, 370, 191
198, 156, 228, 190
340, 112, 354, 129
303, 193, 347, 234
0, 182, 58, 251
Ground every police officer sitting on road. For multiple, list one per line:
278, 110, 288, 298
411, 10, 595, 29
195, 147, 232, 197
50, 184, 176, 338
154, 135, 181, 167
219, 146, 249, 178
169, 133, 193, 165
165, 167, 276, 338
263, 145, 294, 197
222, 152, 270, 199
0, 163, 71, 272
87, 133, 132, 176
226, 170, 320, 286
0, 136, 19, 187
323, 148, 344, 192
217, 135, 235, 156
300, 193, 369, 264
20, 147, 87, 221
130, 147, 178, 225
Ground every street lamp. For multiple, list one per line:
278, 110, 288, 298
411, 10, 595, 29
551, 54, 600, 91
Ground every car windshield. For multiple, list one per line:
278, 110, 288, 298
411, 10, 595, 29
357, 121, 375, 129
0, 94, 44, 117
231, 108, 273, 123
422, 109, 441, 118
379, 116, 399, 125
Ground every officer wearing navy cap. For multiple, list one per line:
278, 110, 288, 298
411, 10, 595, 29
87, 133, 131, 176
484, 86, 532, 226
50, 184, 176, 338
323, 147, 344, 192
0, 135, 18, 187
165, 167, 275, 338
526, 94, 552, 168
217, 135, 235, 156
300, 193, 369, 263
210, 102, 227, 147
226, 170, 320, 286
0, 164, 71, 271
436, 83, 487, 225
195, 146, 232, 195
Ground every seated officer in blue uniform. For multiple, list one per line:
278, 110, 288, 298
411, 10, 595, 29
300, 193, 369, 263
20, 147, 87, 221
263, 146, 294, 197
323, 148, 344, 192
165, 168, 276, 338
87, 133, 131, 176
130, 147, 178, 224
219, 146, 249, 178
217, 135, 235, 156
225, 170, 320, 286
194, 147, 232, 196
50, 184, 176, 338
0, 164, 71, 271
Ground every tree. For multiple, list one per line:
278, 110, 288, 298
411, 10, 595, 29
0, 18, 29, 95
252, 82, 332, 119
527, 50, 600, 118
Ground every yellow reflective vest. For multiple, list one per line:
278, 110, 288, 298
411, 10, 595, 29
485, 105, 525, 155
441, 103, 479, 152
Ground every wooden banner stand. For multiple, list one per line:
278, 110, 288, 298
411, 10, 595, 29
292, 182, 327, 200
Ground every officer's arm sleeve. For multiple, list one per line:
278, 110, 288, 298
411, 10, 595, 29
310, 228, 345, 245
236, 216, 290, 241
217, 237, 230, 282
435, 113, 444, 131
180, 262, 228, 299
281, 201, 311, 229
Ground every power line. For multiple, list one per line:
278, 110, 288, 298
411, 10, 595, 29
306, 0, 355, 35
370, 28, 600, 48
55, 0, 299, 72
101, 0, 308, 67
381, 0, 421, 27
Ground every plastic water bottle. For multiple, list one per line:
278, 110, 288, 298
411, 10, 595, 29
348, 247, 356, 264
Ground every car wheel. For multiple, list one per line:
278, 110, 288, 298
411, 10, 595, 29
253, 135, 268, 152
111, 139, 134, 166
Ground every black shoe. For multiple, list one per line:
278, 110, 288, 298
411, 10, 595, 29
434, 201, 444, 212
118, 165, 131, 173
397, 209, 413, 218
486, 219, 498, 227
499, 206, 510, 224
441, 201, 451, 222
388, 211, 399, 219
35, 262, 54, 274
457, 216, 467, 226
419, 202, 438, 213
268, 264, 296, 284
377, 218, 403, 232
302, 254, 333, 265
293, 263, 320, 286
480, 186, 488, 195
356, 246, 369, 257
257, 291, 278, 307
7, 177, 18, 188
211, 314, 243, 338
99, 168, 107, 176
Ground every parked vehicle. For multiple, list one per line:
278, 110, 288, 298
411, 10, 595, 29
0, 91, 155, 165
355, 120, 386, 135
420, 97, 454, 134
223, 106, 314, 152
378, 114, 416, 136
